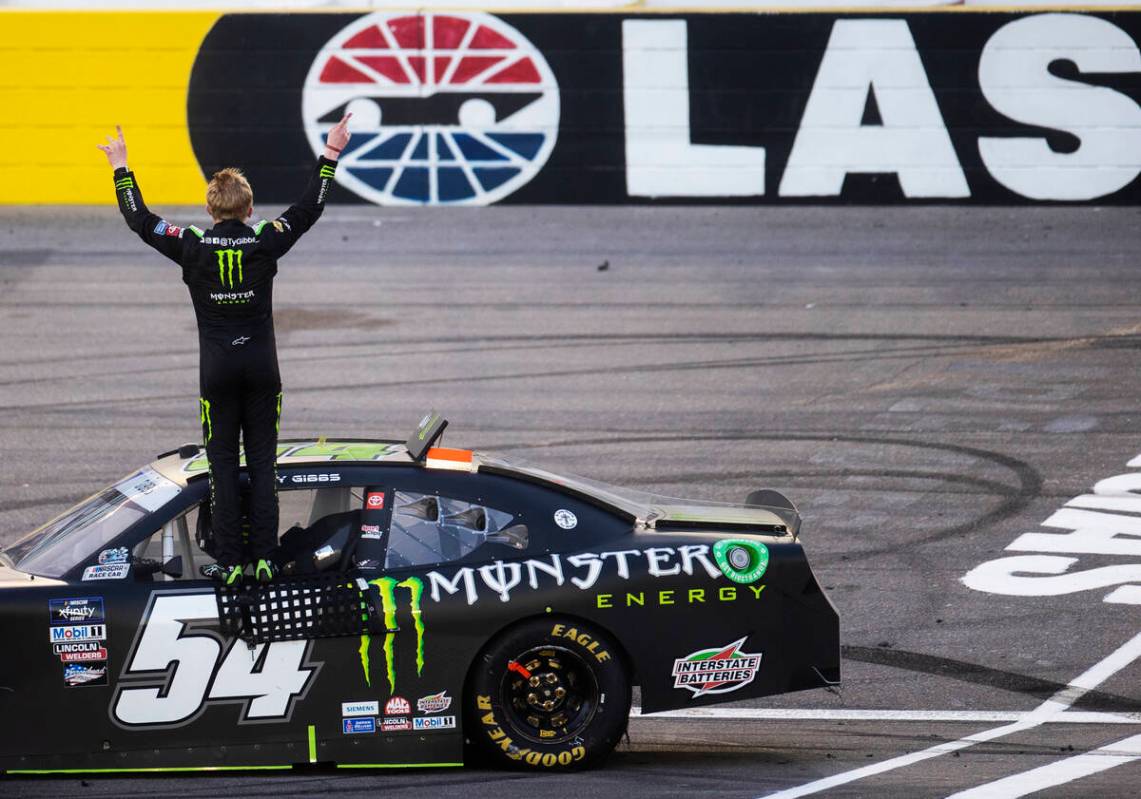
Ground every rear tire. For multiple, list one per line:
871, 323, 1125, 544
466, 617, 630, 770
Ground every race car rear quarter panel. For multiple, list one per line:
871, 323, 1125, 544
534, 532, 841, 713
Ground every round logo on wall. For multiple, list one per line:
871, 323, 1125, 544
302, 12, 559, 206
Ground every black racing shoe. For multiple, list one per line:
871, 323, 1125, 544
254, 559, 276, 584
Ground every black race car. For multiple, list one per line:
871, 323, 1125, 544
0, 415, 839, 773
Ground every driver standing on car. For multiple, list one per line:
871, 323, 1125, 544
97, 117, 352, 586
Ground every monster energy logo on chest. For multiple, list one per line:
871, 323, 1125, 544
359, 576, 425, 693
216, 248, 244, 288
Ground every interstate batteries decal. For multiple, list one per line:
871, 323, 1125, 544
302, 12, 559, 205
672, 637, 762, 698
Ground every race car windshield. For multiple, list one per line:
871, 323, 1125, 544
2, 468, 181, 578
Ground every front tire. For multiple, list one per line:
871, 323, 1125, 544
467, 617, 630, 770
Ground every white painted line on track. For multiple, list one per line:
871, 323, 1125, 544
943, 732, 1141, 799
752, 631, 1141, 799
630, 708, 1141, 724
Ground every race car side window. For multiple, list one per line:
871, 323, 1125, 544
385, 491, 527, 570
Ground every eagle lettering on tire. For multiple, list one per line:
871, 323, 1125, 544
468, 618, 629, 769
302, 12, 559, 206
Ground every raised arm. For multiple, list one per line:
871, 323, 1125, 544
256, 114, 353, 259
97, 126, 188, 265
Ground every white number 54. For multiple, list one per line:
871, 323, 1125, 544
113, 592, 317, 727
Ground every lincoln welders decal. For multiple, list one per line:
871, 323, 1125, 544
301, 12, 559, 205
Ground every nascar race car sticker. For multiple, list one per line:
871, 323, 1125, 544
49, 598, 109, 687
672, 637, 763, 698
713, 539, 770, 584
111, 591, 321, 728
82, 563, 130, 581
301, 12, 560, 206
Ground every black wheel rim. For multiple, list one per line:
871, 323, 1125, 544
498, 645, 599, 746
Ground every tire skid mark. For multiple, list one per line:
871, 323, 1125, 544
0, 329, 1129, 370
842, 646, 1141, 712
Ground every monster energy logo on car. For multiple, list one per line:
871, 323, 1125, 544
359, 576, 425, 692
216, 248, 244, 288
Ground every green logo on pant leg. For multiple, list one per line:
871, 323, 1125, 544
216, 248, 244, 288
199, 398, 213, 444
359, 576, 425, 692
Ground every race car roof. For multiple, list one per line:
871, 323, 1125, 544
151, 438, 797, 534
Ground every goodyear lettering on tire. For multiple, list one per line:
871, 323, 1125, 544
477, 694, 587, 767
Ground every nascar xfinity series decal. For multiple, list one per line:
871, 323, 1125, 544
672, 637, 763, 698
301, 12, 559, 206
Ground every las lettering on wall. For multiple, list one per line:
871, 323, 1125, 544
962, 458, 1141, 605
425, 545, 722, 605
623, 13, 1141, 201
978, 14, 1141, 201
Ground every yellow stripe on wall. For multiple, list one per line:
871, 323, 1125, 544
0, 12, 220, 204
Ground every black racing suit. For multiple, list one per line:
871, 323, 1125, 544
112, 158, 338, 567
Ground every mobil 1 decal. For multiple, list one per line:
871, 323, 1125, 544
189, 11, 1141, 205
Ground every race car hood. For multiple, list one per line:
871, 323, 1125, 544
0, 563, 63, 588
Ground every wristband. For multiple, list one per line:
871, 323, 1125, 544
326, 145, 343, 154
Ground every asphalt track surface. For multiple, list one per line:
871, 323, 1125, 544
0, 204, 1139, 798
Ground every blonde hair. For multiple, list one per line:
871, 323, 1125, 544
206, 167, 253, 221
